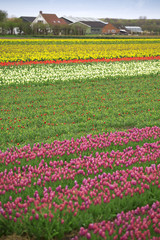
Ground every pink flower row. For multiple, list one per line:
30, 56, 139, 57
72, 201, 160, 239
0, 126, 159, 166
0, 126, 160, 237
1, 157, 160, 223
0, 140, 160, 192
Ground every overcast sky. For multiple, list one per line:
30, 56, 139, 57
1, 0, 160, 19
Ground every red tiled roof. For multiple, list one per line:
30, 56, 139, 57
41, 13, 67, 25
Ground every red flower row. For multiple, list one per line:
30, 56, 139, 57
0, 56, 160, 67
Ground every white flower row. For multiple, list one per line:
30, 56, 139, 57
0, 60, 160, 85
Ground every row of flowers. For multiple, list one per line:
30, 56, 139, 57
1, 59, 160, 85
72, 201, 160, 239
0, 133, 160, 188
1, 39, 160, 43
0, 39, 160, 63
0, 126, 160, 239
0, 56, 160, 67
1, 126, 159, 166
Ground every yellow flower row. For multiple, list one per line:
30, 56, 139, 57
0, 39, 160, 62
1, 39, 160, 43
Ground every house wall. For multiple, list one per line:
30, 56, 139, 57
70, 22, 104, 35
70, 22, 91, 34
86, 27, 91, 34
31, 13, 47, 27
102, 23, 119, 34
91, 28, 102, 34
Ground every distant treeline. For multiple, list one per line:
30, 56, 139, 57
102, 18, 160, 34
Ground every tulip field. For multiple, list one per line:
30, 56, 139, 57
1, 39, 160, 63
0, 38, 160, 240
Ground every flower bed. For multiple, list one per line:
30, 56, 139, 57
0, 38, 160, 239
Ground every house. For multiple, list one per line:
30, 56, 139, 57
30, 11, 67, 34
69, 22, 91, 35
125, 26, 143, 34
70, 21, 106, 34
80, 21, 106, 34
20, 16, 36, 23
102, 23, 119, 35
62, 16, 107, 34
31, 11, 67, 27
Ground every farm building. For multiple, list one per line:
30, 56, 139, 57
69, 22, 91, 35
80, 21, 106, 34
62, 16, 107, 34
102, 23, 120, 34
70, 21, 106, 34
125, 26, 143, 34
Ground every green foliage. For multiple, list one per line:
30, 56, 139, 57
0, 9, 8, 22
0, 17, 32, 35
102, 18, 160, 34
0, 73, 160, 151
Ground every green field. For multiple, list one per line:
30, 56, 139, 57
0, 72, 160, 151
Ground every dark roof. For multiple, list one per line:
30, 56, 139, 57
61, 17, 72, 24
41, 13, 67, 25
80, 21, 106, 28
20, 16, 36, 22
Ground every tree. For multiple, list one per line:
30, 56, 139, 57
20, 22, 32, 35
0, 10, 8, 22
5, 20, 16, 34
32, 22, 48, 35
0, 21, 5, 34
14, 18, 32, 35
51, 24, 61, 35
63, 25, 72, 35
